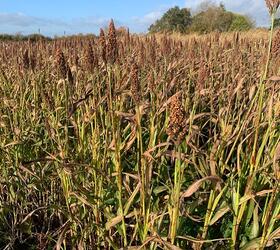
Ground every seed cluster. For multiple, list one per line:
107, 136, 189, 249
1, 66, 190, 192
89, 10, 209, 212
265, 0, 280, 13
55, 48, 68, 79
22, 49, 30, 70
166, 94, 188, 145
99, 28, 107, 64
272, 29, 280, 59
107, 20, 118, 64
130, 61, 141, 104
84, 42, 97, 72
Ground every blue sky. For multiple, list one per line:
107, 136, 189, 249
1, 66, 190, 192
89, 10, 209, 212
0, 0, 272, 36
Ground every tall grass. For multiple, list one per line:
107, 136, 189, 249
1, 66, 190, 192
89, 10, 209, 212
0, 16, 280, 249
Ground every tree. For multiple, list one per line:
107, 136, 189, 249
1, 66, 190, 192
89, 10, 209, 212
189, 5, 234, 33
148, 6, 192, 33
189, 3, 254, 34
229, 14, 255, 31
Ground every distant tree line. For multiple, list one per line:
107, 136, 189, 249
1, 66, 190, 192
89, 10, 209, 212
0, 33, 51, 42
0, 33, 99, 42
149, 2, 256, 34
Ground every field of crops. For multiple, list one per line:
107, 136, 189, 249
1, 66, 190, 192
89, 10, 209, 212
0, 17, 280, 249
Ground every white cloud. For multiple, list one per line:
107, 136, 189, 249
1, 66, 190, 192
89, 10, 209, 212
0, 12, 67, 28
134, 11, 164, 25
131, 5, 173, 32
0, 13, 116, 36
185, 0, 271, 26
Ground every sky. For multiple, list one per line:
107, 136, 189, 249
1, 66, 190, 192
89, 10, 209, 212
0, 0, 273, 36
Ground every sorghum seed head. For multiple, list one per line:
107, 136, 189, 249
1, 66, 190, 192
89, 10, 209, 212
84, 43, 95, 72
67, 66, 74, 87
130, 61, 141, 104
22, 49, 29, 70
166, 93, 188, 145
197, 61, 208, 91
107, 19, 118, 64
125, 28, 130, 44
272, 29, 280, 59
99, 28, 107, 64
148, 72, 156, 93
55, 48, 67, 79
29, 52, 36, 71
265, 0, 280, 14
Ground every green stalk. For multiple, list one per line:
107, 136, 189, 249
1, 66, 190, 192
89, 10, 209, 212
135, 103, 150, 242
252, 12, 275, 168
199, 189, 215, 249
264, 12, 275, 80
108, 67, 127, 246
260, 187, 280, 249
170, 145, 183, 244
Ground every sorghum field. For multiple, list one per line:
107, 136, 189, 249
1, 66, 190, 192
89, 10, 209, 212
1, 15, 280, 250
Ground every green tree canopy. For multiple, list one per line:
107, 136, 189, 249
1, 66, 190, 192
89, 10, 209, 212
189, 3, 254, 34
189, 5, 234, 33
229, 14, 255, 31
275, 18, 280, 28
148, 2, 255, 34
148, 6, 192, 33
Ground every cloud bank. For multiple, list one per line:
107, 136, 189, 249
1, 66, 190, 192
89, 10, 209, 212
0, 1, 274, 36
185, 0, 270, 26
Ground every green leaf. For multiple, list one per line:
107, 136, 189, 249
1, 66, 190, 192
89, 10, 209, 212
249, 206, 259, 240
153, 186, 168, 195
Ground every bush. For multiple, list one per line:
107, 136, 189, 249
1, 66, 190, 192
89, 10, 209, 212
148, 6, 192, 33
229, 14, 255, 31
189, 5, 234, 33
0, 33, 51, 41
148, 2, 255, 34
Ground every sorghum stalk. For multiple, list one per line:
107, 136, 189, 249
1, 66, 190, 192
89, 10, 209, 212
166, 93, 187, 244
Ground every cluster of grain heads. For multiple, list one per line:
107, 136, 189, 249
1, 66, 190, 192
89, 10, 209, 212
22, 49, 30, 70
265, 0, 280, 14
148, 71, 156, 93
166, 93, 188, 146
84, 42, 97, 72
272, 29, 280, 59
147, 35, 157, 66
197, 60, 209, 93
55, 48, 68, 79
99, 28, 107, 64
107, 19, 118, 64
20, 48, 36, 72
124, 28, 130, 49
130, 60, 141, 104
55, 48, 74, 84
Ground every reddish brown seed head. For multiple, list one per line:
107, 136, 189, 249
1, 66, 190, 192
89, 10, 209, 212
22, 49, 29, 70
29, 52, 36, 71
130, 61, 141, 104
265, 0, 280, 13
272, 29, 280, 59
99, 28, 107, 64
148, 72, 156, 93
107, 19, 118, 64
197, 61, 209, 92
55, 48, 67, 79
84, 42, 96, 72
166, 93, 188, 145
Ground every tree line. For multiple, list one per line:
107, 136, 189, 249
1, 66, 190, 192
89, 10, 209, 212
148, 2, 268, 34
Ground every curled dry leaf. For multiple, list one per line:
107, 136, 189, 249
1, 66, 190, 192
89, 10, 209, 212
268, 76, 280, 82
181, 176, 222, 199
